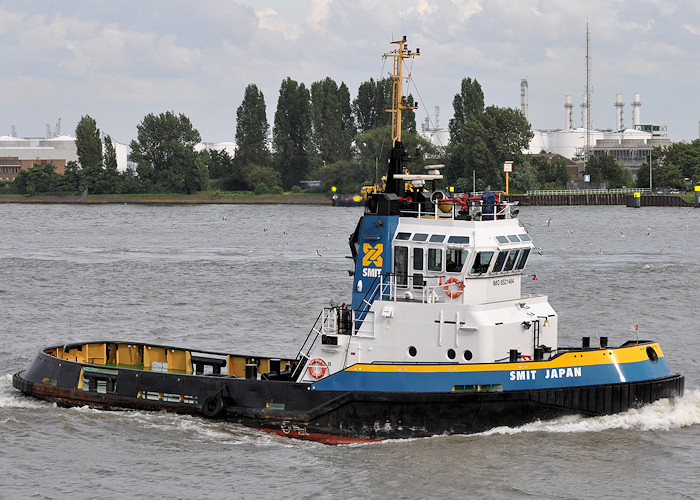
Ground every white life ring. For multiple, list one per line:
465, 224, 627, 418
308, 358, 328, 379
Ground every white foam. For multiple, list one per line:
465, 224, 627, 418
479, 390, 700, 436
0, 373, 50, 409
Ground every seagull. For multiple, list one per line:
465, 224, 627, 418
222, 216, 227, 220
315, 249, 322, 257
283, 230, 288, 235
546, 218, 552, 227
264, 227, 268, 232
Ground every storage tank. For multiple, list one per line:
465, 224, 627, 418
0, 136, 30, 147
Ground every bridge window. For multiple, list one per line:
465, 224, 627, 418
448, 236, 469, 244
428, 248, 443, 272
470, 251, 494, 274
396, 232, 411, 240
496, 236, 509, 244
413, 248, 424, 270
394, 246, 408, 286
507, 235, 520, 243
519, 234, 531, 242
515, 248, 530, 270
413, 248, 424, 289
446, 248, 467, 273
493, 251, 508, 272
412, 233, 428, 242
503, 250, 521, 271
429, 234, 445, 243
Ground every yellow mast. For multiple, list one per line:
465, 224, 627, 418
383, 36, 419, 145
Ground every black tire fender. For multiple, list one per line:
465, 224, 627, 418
201, 394, 225, 418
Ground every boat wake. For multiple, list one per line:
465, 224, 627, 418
479, 390, 700, 436
0, 373, 295, 447
0, 373, 47, 410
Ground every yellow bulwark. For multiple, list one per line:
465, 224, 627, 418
383, 36, 419, 144
46, 342, 293, 378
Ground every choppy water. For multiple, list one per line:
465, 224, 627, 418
1, 203, 698, 499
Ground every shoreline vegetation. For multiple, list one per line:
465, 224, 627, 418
0, 192, 331, 205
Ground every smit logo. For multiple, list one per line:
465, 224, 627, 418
362, 243, 383, 267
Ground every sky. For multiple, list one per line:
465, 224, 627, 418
1, 0, 699, 146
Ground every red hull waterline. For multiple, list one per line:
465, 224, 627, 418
254, 427, 383, 445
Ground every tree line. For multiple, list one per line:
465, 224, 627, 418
11, 74, 698, 196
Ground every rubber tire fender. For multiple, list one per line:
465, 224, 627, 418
201, 394, 226, 418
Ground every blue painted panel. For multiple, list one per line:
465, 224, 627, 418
311, 358, 674, 393
351, 215, 399, 311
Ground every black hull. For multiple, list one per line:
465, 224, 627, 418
13, 368, 684, 443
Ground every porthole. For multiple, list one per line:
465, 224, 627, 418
408, 346, 417, 357
463, 350, 473, 361
447, 349, 456, 360
646, 346, 659, 363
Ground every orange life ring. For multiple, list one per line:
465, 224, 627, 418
308, 358, 328, 379
444, 277, 464, 298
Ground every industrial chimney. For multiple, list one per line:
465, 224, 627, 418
581, 94, 589, 129
520, 79, 529, 121
632, 93, 641, 126
615, 94, 624, 130
564, 95, 573, 129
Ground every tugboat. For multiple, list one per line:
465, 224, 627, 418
13, 38, 683, 444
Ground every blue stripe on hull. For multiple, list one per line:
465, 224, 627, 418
310, 358, 674, 393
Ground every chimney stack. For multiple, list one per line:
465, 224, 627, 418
615, 94, 624, 130
632, 93, 641, 126
564, 95, 573, 129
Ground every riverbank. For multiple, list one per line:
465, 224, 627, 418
0, 193, 331, 205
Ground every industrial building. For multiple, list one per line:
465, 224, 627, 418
0, 133, 128, 182
523, 87, 671, 177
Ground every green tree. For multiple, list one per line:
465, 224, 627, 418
235, 84, 270, 170
206, 149, 245, 190
75, 115, 104, 193
355, 127, 439, 187
585, 155, 633, 188
57, 160, 80, 192
637, 141, 700, 189
447, 103, 532, 190
538, 156, 570, 188
353, 78, 392, 133
13, 163, 62, 195
130, 111, 204, 193
272, 78, 312, 190
508, 156, 540, 193
75, 115, 102, 170
241, 164, 282, 194
92, 135, 122, 194
310, 78, 356, 165
401, 94, 417, 135
317, 160, 356, 193
449, 77, 485, 144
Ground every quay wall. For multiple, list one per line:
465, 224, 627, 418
506, 194, 692, 207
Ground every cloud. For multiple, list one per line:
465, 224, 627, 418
256, 7, 302, 41
684, 23, 700, 35
309, 0, 332, 28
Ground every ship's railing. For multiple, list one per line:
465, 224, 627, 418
352, 273, 461, 333
399, 198, 519, 221
291, 310, 324, 379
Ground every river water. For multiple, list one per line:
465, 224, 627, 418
1, 203, 698, 499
